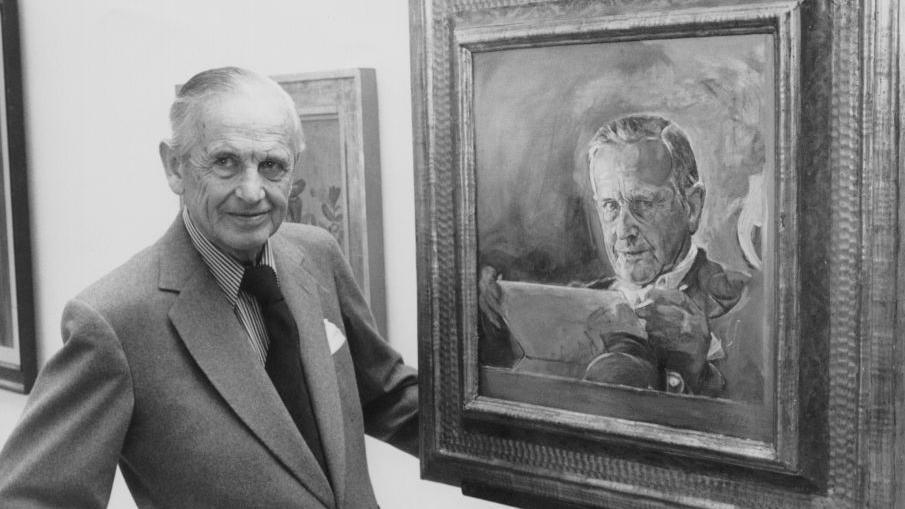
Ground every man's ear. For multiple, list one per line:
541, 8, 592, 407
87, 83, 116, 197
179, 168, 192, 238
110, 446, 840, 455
159, 141, 185, 195
685, 184, 705, 234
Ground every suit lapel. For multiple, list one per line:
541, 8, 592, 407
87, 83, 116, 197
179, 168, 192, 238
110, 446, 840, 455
273, 234, 348, 507
158, 218, 335, 508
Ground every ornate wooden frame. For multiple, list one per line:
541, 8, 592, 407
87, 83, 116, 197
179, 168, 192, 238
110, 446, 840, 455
0, 0, 35, 394
410, 0, 902, 506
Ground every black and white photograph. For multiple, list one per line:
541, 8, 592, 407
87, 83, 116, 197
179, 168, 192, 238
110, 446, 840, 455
0, 0, 901, 508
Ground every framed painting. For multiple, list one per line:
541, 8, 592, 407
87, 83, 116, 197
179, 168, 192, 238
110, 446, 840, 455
273, 69, 387, 335
0, 0, 35, 394
411, 0, 902, 507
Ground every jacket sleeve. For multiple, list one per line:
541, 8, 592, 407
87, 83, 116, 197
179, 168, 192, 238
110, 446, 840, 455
326, 238, 419, 457
0, 299, 134, 508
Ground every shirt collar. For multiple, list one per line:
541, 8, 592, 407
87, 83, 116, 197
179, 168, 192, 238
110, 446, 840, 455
654, 243, 699, 290
615, 244, 699, 307
182, 208, 276, 307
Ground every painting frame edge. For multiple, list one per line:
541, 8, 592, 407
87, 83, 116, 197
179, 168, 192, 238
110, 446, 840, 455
0, 0, 35, 395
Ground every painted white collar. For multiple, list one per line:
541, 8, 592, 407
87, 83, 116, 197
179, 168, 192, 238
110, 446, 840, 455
614, 244, 699, 308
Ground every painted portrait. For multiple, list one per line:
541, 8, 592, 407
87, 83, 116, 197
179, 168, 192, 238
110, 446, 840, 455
474, 33, 776, 426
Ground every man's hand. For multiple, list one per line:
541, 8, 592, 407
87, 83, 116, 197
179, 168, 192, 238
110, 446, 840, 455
478, 266, 506, 329
477, 266, 525, 367
634, 288, 710, 391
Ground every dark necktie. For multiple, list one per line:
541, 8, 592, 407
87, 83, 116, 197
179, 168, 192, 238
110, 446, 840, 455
240, 265, 328, 474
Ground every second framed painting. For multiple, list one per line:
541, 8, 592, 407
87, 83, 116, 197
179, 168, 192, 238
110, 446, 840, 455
274, 69, 387, 335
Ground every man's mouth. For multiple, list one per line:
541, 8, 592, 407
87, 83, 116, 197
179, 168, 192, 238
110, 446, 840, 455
231, 210, 269, 217
229, 211, 270, 222
617, 249, 648, 261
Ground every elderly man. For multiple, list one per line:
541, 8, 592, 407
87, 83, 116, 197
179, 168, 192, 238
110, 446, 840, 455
0, 67, 417, 508
480, 115, 750, 398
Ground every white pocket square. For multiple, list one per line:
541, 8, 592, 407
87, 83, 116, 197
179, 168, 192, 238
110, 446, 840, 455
323, 319, 347, 354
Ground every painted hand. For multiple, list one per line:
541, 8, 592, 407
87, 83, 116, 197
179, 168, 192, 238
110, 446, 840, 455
478, 265, 505, 329
634, 288, 710, 391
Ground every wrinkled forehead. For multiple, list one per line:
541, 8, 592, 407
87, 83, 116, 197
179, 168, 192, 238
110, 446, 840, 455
590, 140, 674, 188
191, 85, 301, 150
200, 88, 294, 128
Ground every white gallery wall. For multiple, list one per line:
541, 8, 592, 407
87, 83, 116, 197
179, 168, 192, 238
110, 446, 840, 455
0, 1, 502, 507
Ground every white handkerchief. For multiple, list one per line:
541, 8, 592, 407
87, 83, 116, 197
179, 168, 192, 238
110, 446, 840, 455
323, 319, 347, 354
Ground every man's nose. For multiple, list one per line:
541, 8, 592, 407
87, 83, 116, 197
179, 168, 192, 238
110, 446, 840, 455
235, 166, 266, 202
614, 205, 639, 239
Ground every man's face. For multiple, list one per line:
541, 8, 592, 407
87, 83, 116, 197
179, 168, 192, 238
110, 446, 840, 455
590, 140, 701, 286
162, 88, 298, 263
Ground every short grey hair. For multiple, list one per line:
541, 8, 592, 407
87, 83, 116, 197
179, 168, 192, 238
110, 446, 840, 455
587, 115, 700, 202
168, 66, 304, 159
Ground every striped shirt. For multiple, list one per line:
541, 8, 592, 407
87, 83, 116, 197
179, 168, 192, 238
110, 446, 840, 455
182, 208, 274, 364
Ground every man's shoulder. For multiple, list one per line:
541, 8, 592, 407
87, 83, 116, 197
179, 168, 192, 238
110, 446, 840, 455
687, 250, 750, 317
689, 250, 749, 291
274, 221, 336, 247
74, 240, 166, 312
273, 223, 343, 264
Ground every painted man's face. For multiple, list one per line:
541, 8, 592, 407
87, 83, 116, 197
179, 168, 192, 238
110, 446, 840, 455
162, 87, 298, 263
590, 140, 702, 286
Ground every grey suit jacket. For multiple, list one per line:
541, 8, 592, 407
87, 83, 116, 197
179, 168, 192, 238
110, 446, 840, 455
0, 216, 418, 508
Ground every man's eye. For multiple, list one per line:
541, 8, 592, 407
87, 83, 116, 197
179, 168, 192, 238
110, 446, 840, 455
259, 160, 288, 179
599, 200, 619, 220
213, 156, 235, 167
629, 198, 657, 219
600, 200, 618, 211
208, 156, 239, 176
